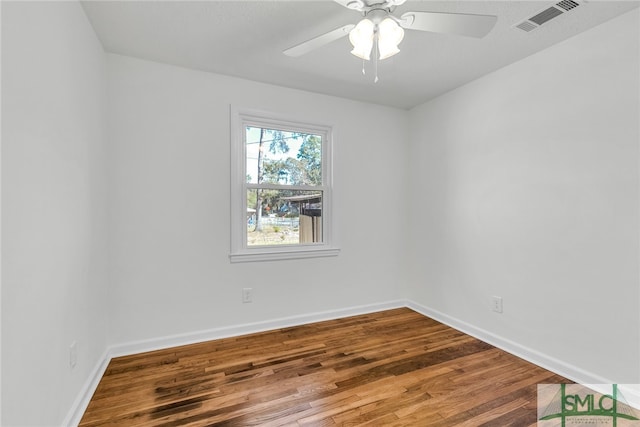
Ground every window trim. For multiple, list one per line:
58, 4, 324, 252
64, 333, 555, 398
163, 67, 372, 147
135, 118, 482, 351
229, 106, 339, 263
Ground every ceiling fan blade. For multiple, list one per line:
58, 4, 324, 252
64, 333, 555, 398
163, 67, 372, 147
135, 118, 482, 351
284, 24, 355, 57
333, 0, 365, 11
400, 11, 497, 38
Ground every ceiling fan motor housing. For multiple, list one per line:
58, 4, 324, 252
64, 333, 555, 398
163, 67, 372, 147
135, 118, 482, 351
349, 0, 407, 14
366, 9, 393, 25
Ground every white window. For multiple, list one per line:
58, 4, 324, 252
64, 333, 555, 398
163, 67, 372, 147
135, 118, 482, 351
230, 107, 339, 262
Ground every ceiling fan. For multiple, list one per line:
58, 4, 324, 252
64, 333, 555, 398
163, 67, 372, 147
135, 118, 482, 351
283, 0, 497, 80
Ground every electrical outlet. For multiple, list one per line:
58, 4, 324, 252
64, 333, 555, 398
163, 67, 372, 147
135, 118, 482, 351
492, 296, 503, 313
242, 288, 253, 303
69, 341, 77, 368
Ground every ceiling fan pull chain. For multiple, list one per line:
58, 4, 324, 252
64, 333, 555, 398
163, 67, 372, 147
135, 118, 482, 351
374, 38, 379, 83
362, 58, 366, 76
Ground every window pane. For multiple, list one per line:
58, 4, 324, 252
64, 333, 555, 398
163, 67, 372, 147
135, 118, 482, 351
247, 189, 323, 246
246, 126, 322, 186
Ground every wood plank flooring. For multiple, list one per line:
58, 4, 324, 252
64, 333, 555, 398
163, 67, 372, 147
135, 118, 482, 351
80, 308, 569, 426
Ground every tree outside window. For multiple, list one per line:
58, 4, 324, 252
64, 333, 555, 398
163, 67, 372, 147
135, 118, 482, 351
230, 108, 338, 262
245, 126, 323, 246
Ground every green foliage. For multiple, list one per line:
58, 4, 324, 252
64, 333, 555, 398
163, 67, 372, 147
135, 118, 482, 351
268, 130, 290, 155
297, 135, 322, 185
263, 158, 307, 185
247, 189, 257, 210
248, 127, 323, 233
261, 135, 322, 186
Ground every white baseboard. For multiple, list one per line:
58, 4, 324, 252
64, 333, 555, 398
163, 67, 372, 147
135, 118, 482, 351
406, 301, 640, 410
62, 298, 638, 425
406, 301, 611, 384
108, 300, 406, 358
62, 349, 111, 427
618, 384, 640, 410
62, 299, 406, 426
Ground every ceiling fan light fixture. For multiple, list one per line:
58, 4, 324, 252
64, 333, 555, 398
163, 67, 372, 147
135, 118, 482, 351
349, 18, 374, 60
378, 41, 400, 60
377, 17, 404, 59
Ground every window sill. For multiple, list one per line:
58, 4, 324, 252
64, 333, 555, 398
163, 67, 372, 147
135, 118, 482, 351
229, 247, 340, 263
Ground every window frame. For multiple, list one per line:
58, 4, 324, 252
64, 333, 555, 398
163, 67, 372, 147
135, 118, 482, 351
230, 106, 339, 263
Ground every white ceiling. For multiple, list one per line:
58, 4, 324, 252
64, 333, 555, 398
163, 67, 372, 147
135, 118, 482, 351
81, 0, 639, 109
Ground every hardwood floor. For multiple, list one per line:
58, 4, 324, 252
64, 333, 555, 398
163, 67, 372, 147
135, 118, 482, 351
79, 308, 569, 426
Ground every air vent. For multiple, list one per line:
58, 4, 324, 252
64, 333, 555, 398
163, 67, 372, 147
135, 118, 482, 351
515, 21, 538, 32
529, 6, 564, 25
513, 0, 582, 33
556, 0, 579, 11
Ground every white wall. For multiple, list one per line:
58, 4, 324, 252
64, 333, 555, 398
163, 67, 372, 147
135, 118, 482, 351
2, 2, 638, 424
106, 54, 410, 345
1, 2, 109, 425
408, 9, 640, 384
